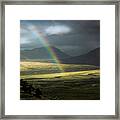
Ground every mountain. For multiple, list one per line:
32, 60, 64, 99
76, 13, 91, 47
21, 47, 100, 66
20, 46, 70, 60
61, 48, 100, 66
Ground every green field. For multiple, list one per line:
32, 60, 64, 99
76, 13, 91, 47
20, 61, 100, 100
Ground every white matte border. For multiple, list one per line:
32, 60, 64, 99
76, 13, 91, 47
5, 5, 115, 115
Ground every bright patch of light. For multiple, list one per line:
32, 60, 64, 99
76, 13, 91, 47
20, 28, 38, 44
45, 25, 71, 35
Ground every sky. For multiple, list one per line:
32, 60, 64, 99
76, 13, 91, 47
20, 20, 100, 56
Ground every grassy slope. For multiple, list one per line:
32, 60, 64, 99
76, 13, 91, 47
20, 61, 100, 100
21, 69, 99, 80
21, 61, 99, 75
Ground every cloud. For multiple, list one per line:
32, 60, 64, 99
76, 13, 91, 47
45, 25, 71, 35
20, 27, 38, 44
20, 20, 100, 56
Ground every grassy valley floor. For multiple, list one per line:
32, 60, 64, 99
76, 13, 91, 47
20, 61, 100, 100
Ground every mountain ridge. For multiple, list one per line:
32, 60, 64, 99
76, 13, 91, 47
21, 46, 100, 66
20, 46, 70, 60
61, 48, 100, 66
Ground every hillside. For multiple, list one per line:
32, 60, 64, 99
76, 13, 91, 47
20, 61, 100, 100
21, 47, 100, 66
61, 48, 100, 66
21, 46, 70, 60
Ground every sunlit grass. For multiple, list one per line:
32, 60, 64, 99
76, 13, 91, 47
21, 61, 98, 70
20, 61, 99, 75
21, 69, 100, 80
20, 61, 100, 100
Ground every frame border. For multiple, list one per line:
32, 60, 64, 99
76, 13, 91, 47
0, 0, 119, 119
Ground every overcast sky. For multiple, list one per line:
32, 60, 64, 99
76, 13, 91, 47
20, 20, 100, 56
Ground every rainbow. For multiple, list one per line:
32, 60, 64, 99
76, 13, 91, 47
27, 25, 64, 72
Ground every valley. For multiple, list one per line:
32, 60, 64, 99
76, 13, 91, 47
20, 61, 100, 100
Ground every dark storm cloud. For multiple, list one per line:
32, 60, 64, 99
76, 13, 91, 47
20, 20, 100, 56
